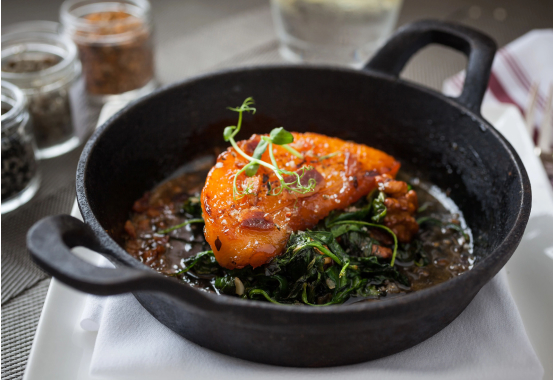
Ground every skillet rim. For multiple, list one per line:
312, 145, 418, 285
76, 64, 531, 315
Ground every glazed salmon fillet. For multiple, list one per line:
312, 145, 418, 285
201, 132, 401, 269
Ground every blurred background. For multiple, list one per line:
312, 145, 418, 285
3, 0, 552, 90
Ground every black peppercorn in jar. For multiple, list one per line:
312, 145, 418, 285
1, 21, 91, 159
60, 0, 155, 100
1, 81, 40, 214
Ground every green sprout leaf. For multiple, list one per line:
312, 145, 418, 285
157, 218, 204, 234
371, 191, 387, 223
249, 288, 283, 304
166, 250, 214, 276
245, 139, 268, 177
269, 127, 294, 145
223, 126, 236, 142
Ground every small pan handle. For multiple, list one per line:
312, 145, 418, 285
27, 215, 202, 301
364, 19, 496, 115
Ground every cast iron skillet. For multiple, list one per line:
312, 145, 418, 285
27, 20, 531, 367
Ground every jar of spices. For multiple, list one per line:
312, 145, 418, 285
1, 81, 40, 214
2, 21, 90, 159
60, 0, 155, 101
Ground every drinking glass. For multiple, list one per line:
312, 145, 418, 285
271, 0, 403, 67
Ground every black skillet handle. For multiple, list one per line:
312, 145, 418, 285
27, 215, 184, 296
364, 19, 497, 115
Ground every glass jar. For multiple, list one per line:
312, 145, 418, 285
60, 0, 155, 103
1, 81, 40, 214
2, 21, 91, 159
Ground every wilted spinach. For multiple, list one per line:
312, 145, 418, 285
171, 191, 419, 306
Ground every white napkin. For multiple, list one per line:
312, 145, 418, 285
80, 267, 542, 379
443, 29, 553, 143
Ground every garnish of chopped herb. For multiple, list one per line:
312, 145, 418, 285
224, 97, 333, 200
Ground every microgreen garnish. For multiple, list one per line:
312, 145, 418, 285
224, 97, 319, 200
317, 151, 342, 161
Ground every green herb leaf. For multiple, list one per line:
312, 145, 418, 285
416, 216, 442, 226
180, 196, 202, 218
167, 250, 214, 276
157, 218, 204, 234
269, 127, 294, 145
249, 288, 283, 304
215, 275, 236, 294
245, 139, 268, 177
223, 126, 236, 142
371, 191, 387, 223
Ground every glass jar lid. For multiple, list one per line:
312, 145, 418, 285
1, 21, 80, 93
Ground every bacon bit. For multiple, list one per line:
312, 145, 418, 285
124, 220, 136, 238
372, 244, 392, 259
244, 135, 261, 154
314, 246, 325, 255
369, 228, 393, 245
147, 208, 161, 218
143, 245, 165, 264
240, 210, 275, 230
126, 239, 142, 254
365, 170, 379, 177
154, 235, 169, 245
137, 218, 150, 231
132, 193, 150, 213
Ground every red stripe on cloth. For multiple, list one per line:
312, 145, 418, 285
488, 71, 525, 115
453, 75, 464, 91
502, 50, 546, 109
501, 50, 531, 90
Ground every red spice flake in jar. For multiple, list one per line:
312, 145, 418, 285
73, 11, 154, 95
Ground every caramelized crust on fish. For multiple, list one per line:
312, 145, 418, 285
201, 132, 405, 269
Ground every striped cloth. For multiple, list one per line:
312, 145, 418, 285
443, 29, 553, 143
